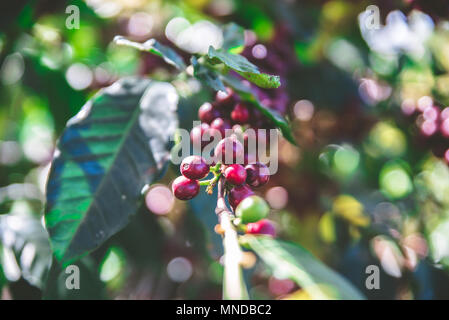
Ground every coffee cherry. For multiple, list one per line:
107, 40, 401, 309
223, 164, 247, 185
198, 102, 221, 124
231, 103, 250, 124
190, 123, 210, 148
246, 219, 276, 237
441, 118, 449, 137
215, 87, 235, 107
181, 155, 210, 180
243, 152, 258, 165
236, 195, 269, 223
420, 120, 437, 136
228, 184, 254, 210
210, 117, 232, 139
214, 137, 245, 164
245, 163, 270, 187
172, 176, 200, 200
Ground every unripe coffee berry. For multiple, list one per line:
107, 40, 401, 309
180, 155, 210, 180
223, 164, 247, 185
172, 176, 200, 200
246, 219, 276, 237
245, 162, 270, 187
236, 195, 269, 223
228, 184, 254, 210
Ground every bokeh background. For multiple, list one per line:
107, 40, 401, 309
2, 0, 449, 299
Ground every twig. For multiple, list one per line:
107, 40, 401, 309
216, 178, 249, 300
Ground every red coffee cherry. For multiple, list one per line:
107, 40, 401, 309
198, 102, 221, 124
441, 118, 449, 137
172, 176, 200, 200
223, 164, 247, 185
245, 162, 270, 187
215, 87, 236, 107
210, 117, 232, 139
190, 123, 210, 148
214, 137, 245, 164
246, 219, 276, 237
228, 184, 254, 210
181, 155, 210, 180
231, 103, 250, 124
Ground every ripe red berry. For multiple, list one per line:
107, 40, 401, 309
198, 102, 221, 124
172, 176, 200, 200
210, 118, 232, 139
215, 87, 235, 107
441, 118, 449, 137
223, 164, 247, 185
180, 155, 210, 180
228, 184, 254, 210
214, 137, 245, 164
190, 123, 210, 148
243, 152, 257, 165
231, 103, 250, 124
246, 219, 276, 237
245, 163, 270, 187
420, 120, 437, 136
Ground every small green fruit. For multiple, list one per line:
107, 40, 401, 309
235, 195, 269, 223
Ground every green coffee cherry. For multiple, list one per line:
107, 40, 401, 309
235, 195, 269, 223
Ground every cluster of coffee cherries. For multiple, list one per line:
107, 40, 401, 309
171, 88, 278, 237
404, 98, 449, 163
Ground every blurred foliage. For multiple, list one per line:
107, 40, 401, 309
2, 0, 449, 300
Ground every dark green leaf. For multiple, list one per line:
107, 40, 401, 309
208, 46, 258, 74
114, 36, 186, 70
208, 47, 281, 89
222, 23, 245, 52
45, 77, 178, 266
246, 236, 365, 300
222, 75, 296, 145
0, 214, 52, 288
192, 56, 227, 92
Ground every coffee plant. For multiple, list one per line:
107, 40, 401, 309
3, 0, 449, 301
37, 21, 362, 300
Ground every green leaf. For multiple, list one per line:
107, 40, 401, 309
208, 46, 281, 89
192, 56, 227, 92
246, 236, 365, 300
0, 214, 52, 289
114, 36, 186, 70
222, 23, 245, 52
208, 46, 258, 73
240, 73, 281, 90
45, 77, 178, 266
222, 75, 296, 145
